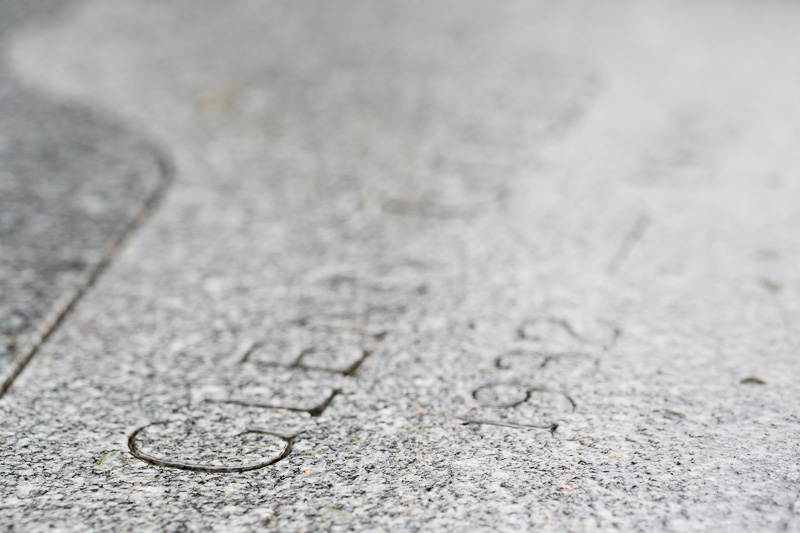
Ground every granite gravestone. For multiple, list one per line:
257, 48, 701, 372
2, 1, 800, 531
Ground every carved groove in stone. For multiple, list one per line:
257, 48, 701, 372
128, 420, 300, 473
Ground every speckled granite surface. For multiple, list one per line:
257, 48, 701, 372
0, 0, 166, 393
2, 1, 800, 531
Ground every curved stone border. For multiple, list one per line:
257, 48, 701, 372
0, 137, 173, 398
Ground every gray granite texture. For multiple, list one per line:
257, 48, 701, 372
0, 0, 167, 393
2, 0, 800, 531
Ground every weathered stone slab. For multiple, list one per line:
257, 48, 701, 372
2, 0, 800, 531
0, 0, 167, 393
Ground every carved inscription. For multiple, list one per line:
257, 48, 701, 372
460, 317, 616, 434
129, 420, 298, 473
244, 322, 383, 376
128, 272, 410, 472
